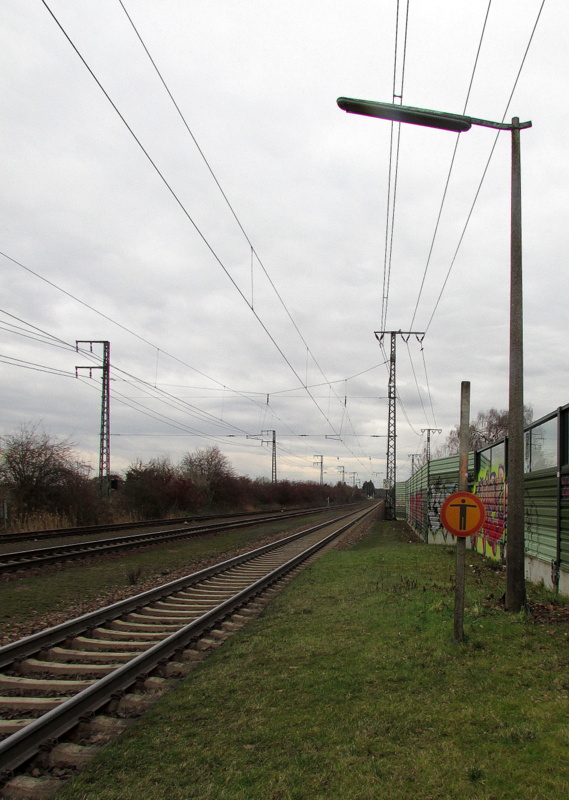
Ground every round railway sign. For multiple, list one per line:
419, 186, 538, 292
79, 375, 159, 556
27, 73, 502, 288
440, 491, 486, 537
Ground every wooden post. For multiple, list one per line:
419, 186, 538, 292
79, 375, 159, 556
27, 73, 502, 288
454, 381, 470, 643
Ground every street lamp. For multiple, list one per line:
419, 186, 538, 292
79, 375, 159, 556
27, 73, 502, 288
337, 97, 531, 612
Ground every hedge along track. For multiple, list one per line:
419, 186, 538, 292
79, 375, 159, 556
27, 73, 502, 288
0, 504, 378, 797
0, 505, 350, 575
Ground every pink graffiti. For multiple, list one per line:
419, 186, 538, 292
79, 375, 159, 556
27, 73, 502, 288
475, 469, 506, 552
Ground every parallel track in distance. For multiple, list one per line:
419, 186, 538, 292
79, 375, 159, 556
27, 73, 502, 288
0, 506, 352, 575
0, 504, 345, 546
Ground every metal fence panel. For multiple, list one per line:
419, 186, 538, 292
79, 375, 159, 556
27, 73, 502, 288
524, 471, 558, 563
396, 403, 569, 594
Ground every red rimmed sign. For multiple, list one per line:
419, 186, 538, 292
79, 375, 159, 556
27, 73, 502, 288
440, 491, 486, 537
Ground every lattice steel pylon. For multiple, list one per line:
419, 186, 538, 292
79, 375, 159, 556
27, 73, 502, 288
263, 430, 277, 483
421, 428, 442, 463
313, 455, 324, 485
76, 341, 111, 495
246, 430, 277, 483
375, 330, 424, 520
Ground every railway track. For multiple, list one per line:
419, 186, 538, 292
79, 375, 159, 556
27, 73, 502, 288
0, 504, 341, 546
0, 506, 344, 575
0, 503, 377, 793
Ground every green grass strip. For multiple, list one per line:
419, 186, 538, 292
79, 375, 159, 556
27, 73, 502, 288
56, 521, 569, 800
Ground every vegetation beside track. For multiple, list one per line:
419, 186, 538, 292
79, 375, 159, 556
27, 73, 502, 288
1, 427, 366, 532
0, 512, 339, 645
54, 520, 569, 800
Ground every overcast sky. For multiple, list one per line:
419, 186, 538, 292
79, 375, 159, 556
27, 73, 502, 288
1, 0, 565, 487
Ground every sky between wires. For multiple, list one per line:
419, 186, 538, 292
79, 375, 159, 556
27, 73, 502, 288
1, 0, 566, 485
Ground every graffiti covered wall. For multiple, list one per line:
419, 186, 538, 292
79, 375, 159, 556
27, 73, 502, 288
398, 405, 569, 595
473, 442, 506, 561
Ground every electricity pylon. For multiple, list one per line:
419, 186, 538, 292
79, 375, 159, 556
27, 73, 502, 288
408, 453, 421, 474
75, 341, 110, 495
375, 330, 425, 520
247, 430, 277, 483
264, 430, 277, 483
421, 428, 442, 463
313, 455, 324, 484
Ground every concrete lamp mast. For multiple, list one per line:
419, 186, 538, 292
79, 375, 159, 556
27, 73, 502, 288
337, 97, 531, 612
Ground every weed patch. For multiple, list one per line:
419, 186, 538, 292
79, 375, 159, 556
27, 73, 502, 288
126, 566, 143, 585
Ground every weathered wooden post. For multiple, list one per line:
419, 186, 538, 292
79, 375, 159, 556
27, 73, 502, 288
454, 381, 471, 643
440, 383, 485, 643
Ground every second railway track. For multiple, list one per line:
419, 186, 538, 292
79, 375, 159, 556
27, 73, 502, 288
0, 503, 378, 791
0, 506, 350, 575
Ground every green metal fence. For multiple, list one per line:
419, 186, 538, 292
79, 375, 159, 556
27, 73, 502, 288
397, 403, 569, 595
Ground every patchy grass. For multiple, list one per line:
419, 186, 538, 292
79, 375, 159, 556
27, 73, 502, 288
55, 521, 569, 800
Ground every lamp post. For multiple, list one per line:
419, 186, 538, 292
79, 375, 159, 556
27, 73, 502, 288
337, 97, 531, 612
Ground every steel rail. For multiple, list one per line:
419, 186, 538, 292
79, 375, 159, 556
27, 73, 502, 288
0, 506, 362, 669
0, 503, 348, 545
0, 506, 345, 574
0, 504, 377, 775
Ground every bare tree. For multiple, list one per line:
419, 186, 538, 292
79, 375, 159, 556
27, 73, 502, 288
179, 446, 234, 507
0, 423, 96, 520
120, 456, 203, 518
436, 406, 534, 456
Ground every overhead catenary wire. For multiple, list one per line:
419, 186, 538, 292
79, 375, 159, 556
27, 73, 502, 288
11, 4, 541, 480
0, 306, 253, 437
423, 0, 546, 333
396, 2, 495, 431
405, 340, 429, 426
78, 376, 261, 450
0, 321, 74, 352
1, 309, 364, 474
0, 249, 253, 400
0, 280, 381, 477
1, 2, 382, 476
0, 307, 77, 351
375, 0, 545, 447
117, 0, 358, 431
420, 346, 438, 428
0, 250, 313, 444
0, 307, 261, 446
376, 0, 415, 449
39, 1, 366, 459
0, 355, 76, 379
408, 0, 494, 330
380, 0, 410, 333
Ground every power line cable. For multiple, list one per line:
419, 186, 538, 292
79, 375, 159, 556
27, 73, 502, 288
381, 0, 410, 331
0, 273, 330, 464
0, 249, 301, 432
15, 4, 386, 472
400, 3, 494, 428
408, 0, 493, 330
0, 307, 76, 351
0, 304, 265, 443
78, 376, 239, 445
0, 355, 76, 378
420, 345, 437, 428
424, 0, 546, 332
111, 366, 249, 434
40, 2, 357, 449
405, 340, 428, 424
117, 0, 356, 427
